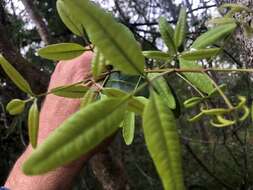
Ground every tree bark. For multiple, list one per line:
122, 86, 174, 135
21, 0, 52, 45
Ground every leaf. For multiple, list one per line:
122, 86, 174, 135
158, 17, 176, 55
57, 0, 144, 75
120, 111, 135, 145
143, 91, 185, 190
22, 97, 128, 175
191, 23, 237, 49
143, 51, 171, 61
210, 115, 236, 127
208, 17, 235, 25
92, 49, 107, 80
6, 99, 26, 115
180, 48, 221, 60
102, 88, 147, 115
174, 7, 187, 49
51, 85, 88, 98
183, 97, 203, 108
28, 100, 40, 148
0, 55, 33, 95
80, 89, 97, 108
179, 58, 214, 94
38, 43, 86, 61
148, 73, 176, 109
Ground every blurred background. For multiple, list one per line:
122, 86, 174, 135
1, 0, 253, 189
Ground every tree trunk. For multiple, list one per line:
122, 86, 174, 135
21, 0, 53, 45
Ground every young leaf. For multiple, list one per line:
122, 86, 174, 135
174, 7, 187, 49
148, 73, 176, 109
191, 23, 237, 49
208, 17, 235, 25
143, 51, 171, 61
80, 89, 97, 108
158, 17, 176, 55
0, 55, 33, 95
51, 85, 88, 98
120, 111, 135, 145
22, 97, 128, 175
57, 0, 145, 75
92, 49, 107, 80
37, 43, 86, 61
179, 58, 214, 94
143, 91, 185, 190
28, 100, 40, 148
102, 88, 147, 115
180, 48, 221, 60
183, 97, 203, 108
6, 99, 26, 115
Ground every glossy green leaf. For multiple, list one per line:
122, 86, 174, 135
120, 111, 135, 145
174, 7, 187, 49
183, 97, 203, 108
179, 58, 214, 94
6, 99, 26, 115
0, 55, 33, 95
102, 88, 147, 115
57, 0, 144, 75
51, 85, 88, 98
180, 48, 221, 60
80, 89, 97, 108
22, 97, 128, 175
191, 23, 236, 49
143, 91, 185, 190
159, 17, 176, 55
92, 49, 107, 80
149, 73, 176, 109
38, 43, 86, 61
142, 51, 171, 61
28, 100, 40, 148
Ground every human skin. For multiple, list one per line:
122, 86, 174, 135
5, 51, 94, 190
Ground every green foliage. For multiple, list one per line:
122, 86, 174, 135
92, 49, 107, 80
143, 91, 185, 190
174, 7, 187, 49
143, 51, 171, 61
22, 97, 128, 175
6, 99, 26, 115
38, 43, 87, 61
179, 58, 214, 94
57, 0, 145, 75
180, 48, 221, 60
120, 111, 135, 145
28, 100, 39, 148
191, 23, 237, 49
0, 55, 33, 95
51, 84, 88, 98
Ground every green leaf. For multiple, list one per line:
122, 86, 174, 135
208, 17, 235, 25
92, 49, 107, 80
183, 97, 203, 108
57, 0, 144, 75
148, 73, 176, 109
22, 97, 128, 175
179, 58, 214, 94
80, 89, 97, 108
120, 111, 135, 145
158, 17, 176, 55
220, 3, 252, 13
51, 85, 88, 98
180, 48, 221, 60
174, 7, 187, 49
0, 55, 33, 95
28, 100, 40, 149
102, 88, 147, 115
143, 91, 185, 190
38, 43, 86, 61
191, 23, 237, 49
142, 51, 171, 61
6, 99, 26, 115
